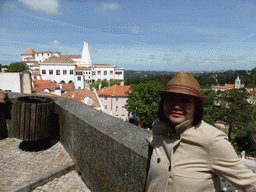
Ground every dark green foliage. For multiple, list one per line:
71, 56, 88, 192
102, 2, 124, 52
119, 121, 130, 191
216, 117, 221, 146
125, 80, 165, 128
201, 90, 216, 125
214, 89, 251, 140
110, 80, 121, 86
90, 81, 99, 90
125, 73, 175, 85
101, 80, 109, 89
7, 62, 29, 72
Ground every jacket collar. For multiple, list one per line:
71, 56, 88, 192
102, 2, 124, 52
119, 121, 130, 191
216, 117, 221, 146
175, 118, 194, 135
153, 118, 194, 138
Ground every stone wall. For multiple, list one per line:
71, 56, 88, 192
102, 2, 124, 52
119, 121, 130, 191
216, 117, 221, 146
5, 93, 151, 192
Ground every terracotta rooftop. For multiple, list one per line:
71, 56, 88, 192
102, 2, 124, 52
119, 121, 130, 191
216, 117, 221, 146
213, 84, 235, 89
41, 57, 75, 64
75, 66, 91, 70
60, 55, 81, 59
97, 85, 130, 97
92, 64, 111, 67
32, 80, 72, 92
247, 88, 254, 94
33, 91, 61, 97
62, 88, 100, 108
22, 49, 36, 55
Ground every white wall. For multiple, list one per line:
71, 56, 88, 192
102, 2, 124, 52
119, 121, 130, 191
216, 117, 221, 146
40, 64, 76, 83
0, 73, 22, 92
114, 69, 124, 81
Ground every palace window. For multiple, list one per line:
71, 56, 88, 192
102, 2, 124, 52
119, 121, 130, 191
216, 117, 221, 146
105, 97, 107, 100
56, 70, 60, 75
115, 106, 118, 112
92, 71, 95, 75
97, 71, 101, 75
76, 71, 82, 75
49, 70, 53, 75
115, 71, 122, 75
77, 77, 81, 81
116, 98, 118, 101
70, 70, 73, 75
105, 105, 108, 109
104, 71, 107, 75
63, 70, 67, 75
110, 71, 113, 75
42, 70, 46, 74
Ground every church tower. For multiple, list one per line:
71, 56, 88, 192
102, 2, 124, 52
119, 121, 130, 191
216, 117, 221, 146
235, 76, 241, 88
80, 42, 92, 67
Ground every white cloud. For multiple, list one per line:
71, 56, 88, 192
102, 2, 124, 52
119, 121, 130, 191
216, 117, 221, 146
131, 26, 140, 33
18, 0, 62, 15
95, 2, 120, 11
48, 40, 61, 46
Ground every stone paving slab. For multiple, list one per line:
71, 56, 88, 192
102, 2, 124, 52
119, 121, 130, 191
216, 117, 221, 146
32, 170, 90, 192
0, 138, 89, 192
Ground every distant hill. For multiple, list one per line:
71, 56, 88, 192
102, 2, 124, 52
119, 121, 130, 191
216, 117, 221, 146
124, 70, 175, 78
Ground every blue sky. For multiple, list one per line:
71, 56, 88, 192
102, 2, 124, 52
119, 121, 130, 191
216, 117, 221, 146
1, 0, 256, 71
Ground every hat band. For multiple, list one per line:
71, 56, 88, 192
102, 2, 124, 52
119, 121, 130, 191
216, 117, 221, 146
165, 84, 200, 96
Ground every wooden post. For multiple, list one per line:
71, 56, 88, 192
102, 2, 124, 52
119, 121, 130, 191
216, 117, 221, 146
15, 96, 55, 141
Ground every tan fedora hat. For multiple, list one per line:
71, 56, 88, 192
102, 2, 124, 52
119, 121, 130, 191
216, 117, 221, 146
159, 72, 208, 103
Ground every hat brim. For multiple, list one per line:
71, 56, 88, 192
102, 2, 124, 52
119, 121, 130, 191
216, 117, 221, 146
158, 89, 208, 103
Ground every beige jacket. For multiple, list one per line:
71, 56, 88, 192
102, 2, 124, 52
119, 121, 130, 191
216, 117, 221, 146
146, 119, 256, 192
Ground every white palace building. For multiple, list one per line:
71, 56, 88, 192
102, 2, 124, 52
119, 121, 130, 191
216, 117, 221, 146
21, 42, 124, 89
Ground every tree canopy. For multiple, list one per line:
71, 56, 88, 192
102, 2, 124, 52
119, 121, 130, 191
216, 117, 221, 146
110, 80, 121, 86
125, 80, 165, 128
7, 62, 29, 72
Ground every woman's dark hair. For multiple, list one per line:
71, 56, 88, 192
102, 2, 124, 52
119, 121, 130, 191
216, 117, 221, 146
157, 93, 204, 126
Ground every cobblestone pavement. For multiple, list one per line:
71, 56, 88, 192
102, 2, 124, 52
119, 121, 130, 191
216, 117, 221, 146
32, 170, 90, 192
0, 138, 90, 192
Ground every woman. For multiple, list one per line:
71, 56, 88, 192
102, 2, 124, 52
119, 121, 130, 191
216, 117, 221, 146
146, 72, 256, 192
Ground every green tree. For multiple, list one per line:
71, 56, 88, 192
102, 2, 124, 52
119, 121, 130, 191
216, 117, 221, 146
90, 81, 99, 91
246, 83, 255, 88
101, 80, 109, 89
201, 89, 216, 125
214, 89, 251, 141
125, 80, 165, 128
7, 62, 29, 72
110, 80, 121, 86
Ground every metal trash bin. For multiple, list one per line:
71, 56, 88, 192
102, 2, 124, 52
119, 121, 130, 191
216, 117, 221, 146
15, 96, 55, 141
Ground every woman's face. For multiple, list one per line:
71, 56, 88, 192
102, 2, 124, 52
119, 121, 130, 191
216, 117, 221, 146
163, 93, 195, 126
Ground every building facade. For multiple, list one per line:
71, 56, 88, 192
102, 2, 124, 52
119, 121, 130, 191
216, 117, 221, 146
212, 76, 244, 93
97, 85, 130, 121
21, 42, 124, 89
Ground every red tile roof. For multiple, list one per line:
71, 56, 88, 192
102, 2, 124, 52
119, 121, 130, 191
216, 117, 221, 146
247, 88, 254, 94
75, 66, 91, 70
22, 49, 36, 55
41, 57, 75, 64
62, 88, 100, 107
60, 55, 81, 58
97, 85, 130, 97
213, 84, 235, 89
92, 64, 111, 67
32, 80, 72, 92
33, 91, 61, 97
